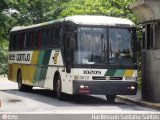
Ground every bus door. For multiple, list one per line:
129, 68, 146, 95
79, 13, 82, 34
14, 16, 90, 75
64, 33, 74, 73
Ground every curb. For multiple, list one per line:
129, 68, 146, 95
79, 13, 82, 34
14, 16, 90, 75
117, 95, 160, 110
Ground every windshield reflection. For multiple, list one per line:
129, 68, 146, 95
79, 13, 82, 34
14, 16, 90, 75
74, 27, 135, 66
109, 28, 134, 66
74, 27, 107, 65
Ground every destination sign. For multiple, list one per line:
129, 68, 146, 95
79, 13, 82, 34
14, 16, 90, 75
9, 53, 30, 61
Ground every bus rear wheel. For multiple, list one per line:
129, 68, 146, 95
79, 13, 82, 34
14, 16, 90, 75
106, 95, 116, 103
17, 71, 33, 91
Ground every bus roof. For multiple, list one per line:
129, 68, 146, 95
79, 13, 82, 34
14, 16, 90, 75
11, 15, 135, 32
64, 15, 135, 26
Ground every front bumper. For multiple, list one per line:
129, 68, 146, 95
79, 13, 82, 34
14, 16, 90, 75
73, 80, 138, 95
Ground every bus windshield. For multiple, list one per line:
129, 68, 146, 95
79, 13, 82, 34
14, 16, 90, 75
74, 27, 135, 66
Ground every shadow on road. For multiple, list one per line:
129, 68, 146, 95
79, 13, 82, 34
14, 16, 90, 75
2, 88, 127, 107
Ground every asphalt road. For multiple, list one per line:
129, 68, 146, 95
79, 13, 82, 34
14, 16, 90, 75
0, 76, 159, 114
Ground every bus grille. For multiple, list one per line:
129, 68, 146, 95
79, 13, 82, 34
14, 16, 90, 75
92, 76, 122, 80
109, 77, 122, 80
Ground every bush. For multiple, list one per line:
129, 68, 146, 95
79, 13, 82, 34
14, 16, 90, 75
0, 64, 8, 75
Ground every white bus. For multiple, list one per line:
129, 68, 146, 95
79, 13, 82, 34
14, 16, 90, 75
8, 15, 138, 102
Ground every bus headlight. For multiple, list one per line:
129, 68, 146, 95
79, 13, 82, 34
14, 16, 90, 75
80, 85, 85, 89
131, 86, 135, 90
127, 86, 136, 90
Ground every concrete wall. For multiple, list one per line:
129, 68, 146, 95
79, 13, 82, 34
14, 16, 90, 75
142, 50, 160, 102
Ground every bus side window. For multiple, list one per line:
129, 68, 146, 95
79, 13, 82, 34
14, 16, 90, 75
54, 26, 61, 47
54, 28, 60, 46
32, 31, 38, 49
23, 33, 27, 49
44, 29, 49, 47
50, 27, 54, 47
25, 32, 31, 49
38, 31, 40, 48
15, 34, 20, 50
50, 26, 61, 48
30, 31, 34, 48
20, 33, 25, 49
40, 29, 49, 48
47, 28, 51, 47
9, 34, 15, 50
40, 30, 43, 47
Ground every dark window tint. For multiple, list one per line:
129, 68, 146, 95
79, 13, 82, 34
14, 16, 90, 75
19, 33, 25, 49
31, 31, 38, 48
50, 26, 61, 47
15, 34, 21, 49
9, 34, 15, 50
54, 27, 61, 46
25, 32, 31, 48
50, 28, 54, 46
40, 30, 49, 47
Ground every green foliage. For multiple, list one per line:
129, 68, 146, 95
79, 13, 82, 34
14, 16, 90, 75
53, 0, 137, 22
0, 1, 10, 74
0, 40, 8, 74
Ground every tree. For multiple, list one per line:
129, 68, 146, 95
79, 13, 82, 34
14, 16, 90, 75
8, 0, 56, 25
53, 0, 137, 23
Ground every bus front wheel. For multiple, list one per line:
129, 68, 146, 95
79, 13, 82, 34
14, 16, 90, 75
106, 95, 116, 103
56, 76, 65, 100
17, 71, 32, 91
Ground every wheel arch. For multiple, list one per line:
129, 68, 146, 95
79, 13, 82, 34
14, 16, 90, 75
53, 70, 61, 90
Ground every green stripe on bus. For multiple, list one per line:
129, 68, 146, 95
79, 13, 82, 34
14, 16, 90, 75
39, 50, 52, 80
42, 50, 52, 65
33, 65, 40, 83
37, 50, 45, 64
33, 51, 44, 83
105, 69, 117, 76
39, 66, 48, 80
114, 69, 125, 77
34, 50, 52, 83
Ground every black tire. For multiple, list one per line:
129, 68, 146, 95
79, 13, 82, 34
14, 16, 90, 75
56, 76, 65, 100
106, 95, 116, 103
17, 71, 33, 91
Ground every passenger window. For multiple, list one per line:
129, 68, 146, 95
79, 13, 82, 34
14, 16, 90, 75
9, 34, 15, 50
50, 26, 61, 47
54, 27, 60, 46
50, 28, 54, 47
15, 34, 21, 49
40, 30, 49, 47
25, 32, 31, 48
20, 33, 25, 49
32, 31, 38, 48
